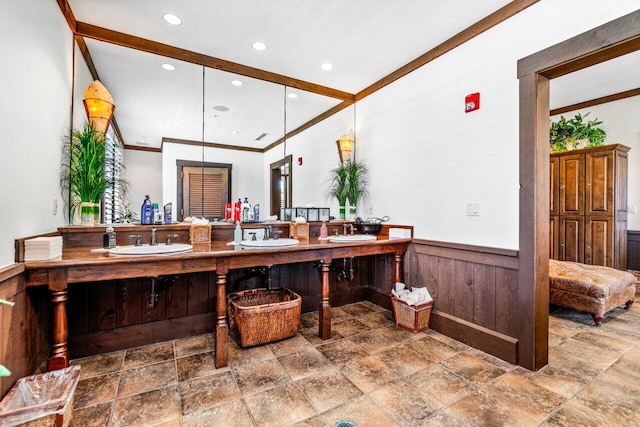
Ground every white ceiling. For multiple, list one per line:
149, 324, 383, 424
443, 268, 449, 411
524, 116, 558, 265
67, 1, 640, 150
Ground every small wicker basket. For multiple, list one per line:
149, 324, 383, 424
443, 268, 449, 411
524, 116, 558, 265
391, 296, 433, 333
228, 288, 301, 347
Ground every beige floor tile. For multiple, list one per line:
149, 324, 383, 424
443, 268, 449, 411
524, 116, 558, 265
228, 339, 275, 368
513, 365, 588, 399
123, 341, 174, 370
278, 346, 332, 380
244, 383, 316, 426
300, 312, 319, 329
379, 325, 427, 342
409, 364, 477, 406
449, 391, 540, 427
330, 307, 351, 321
377, 344, 433, 377
332, 318, 370, 337
544, 398, 615, 427
299, 327, 343, 344
295, 368, 362, 413
176, 351, 221, 382
440, 352, 509, 386
358, 311, 395, 328
405, 335, 461, 363
370, 378, 444, 425
292, 416, 330, 426
110, 386, 181, 427
71, 351, 124, 380
339, 355, 400, 393
267, 334, 312, 357
320, 395, 400, 427
117, 360, 176, 399
178, 371, 241, 415
74, 372, 119, 409
232, 358, 290, 395
71, 401, 113, 427
316, 339, 368, 364
174, 333, 215, 358
349, 328, 399, 354
574, 380, 640, 422
340, 302, 377, 317
181, 398, 255, 427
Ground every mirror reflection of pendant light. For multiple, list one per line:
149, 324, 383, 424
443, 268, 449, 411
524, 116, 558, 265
83, 80, 115, 134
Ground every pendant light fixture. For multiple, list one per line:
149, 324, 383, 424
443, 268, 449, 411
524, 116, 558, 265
83, 80, 115, 134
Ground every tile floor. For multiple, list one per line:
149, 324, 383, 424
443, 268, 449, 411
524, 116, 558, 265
70, 300, 640, 426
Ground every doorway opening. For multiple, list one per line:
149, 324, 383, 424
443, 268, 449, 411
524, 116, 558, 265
270, 155, 293, 218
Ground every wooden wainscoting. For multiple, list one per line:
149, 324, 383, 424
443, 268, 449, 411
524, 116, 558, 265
403, 240, 519, 364
0, 264, 51, 397
627, 230, 640, 271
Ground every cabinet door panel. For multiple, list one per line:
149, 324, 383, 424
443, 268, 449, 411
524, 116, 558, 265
585, 216, 613, 267
559, 154, 584, 215
585, 151, 613, 215
550, 216, 559, 260
559, 216, 583, 263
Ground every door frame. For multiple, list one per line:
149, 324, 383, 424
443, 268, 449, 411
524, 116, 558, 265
517, 10, 640, 370
270, 155, 293, 217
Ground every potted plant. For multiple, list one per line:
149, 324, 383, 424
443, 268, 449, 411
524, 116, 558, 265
327, 163, 349, 219
345, 160, 369, 219
549, 112, 606, 152
60, 122, 113, 225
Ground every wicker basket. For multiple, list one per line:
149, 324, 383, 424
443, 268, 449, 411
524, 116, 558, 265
228, 288, 301, 347
391, 296, 433, 333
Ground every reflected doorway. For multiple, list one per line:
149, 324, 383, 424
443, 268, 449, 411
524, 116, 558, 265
177, 160, 232, 221
270, 155, 293, 218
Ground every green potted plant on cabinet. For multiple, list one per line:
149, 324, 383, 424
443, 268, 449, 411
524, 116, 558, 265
549, 112, 607, 152
60, 122, 112, 225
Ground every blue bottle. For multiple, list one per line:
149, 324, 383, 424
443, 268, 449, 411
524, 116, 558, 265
141, 195, 153, 224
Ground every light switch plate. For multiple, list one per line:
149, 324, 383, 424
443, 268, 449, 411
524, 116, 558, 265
466, 203, 479, 216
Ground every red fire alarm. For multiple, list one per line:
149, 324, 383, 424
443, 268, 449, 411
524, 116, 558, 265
297, 156, 303, 165
465, 93, 480, 113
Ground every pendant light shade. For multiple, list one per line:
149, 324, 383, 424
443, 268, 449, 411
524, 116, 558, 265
83, 80, 115, 134
336, 133, 353, 165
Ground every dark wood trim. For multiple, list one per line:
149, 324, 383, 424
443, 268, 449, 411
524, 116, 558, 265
518, 10, 640, 79
355, 0, 540, 102
430, 310, 518, 364
411, 239, 519, 258
517, 9, 640, 371
123, 144, 162, 153
163, 137, 263, 153
0, 264, 25, 283
411, 243, 518, 270
176, 160, 233, 222
550, 87, 640, 116
263, 101, 354, 152
74, 22, 354, 103
56, 0, 76, 32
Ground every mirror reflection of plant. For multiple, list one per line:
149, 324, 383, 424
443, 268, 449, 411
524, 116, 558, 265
327, 163, 349, 207
60, 122, 126, 222
549, 112, 606, 151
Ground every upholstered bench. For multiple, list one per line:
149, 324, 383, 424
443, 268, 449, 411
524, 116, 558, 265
549, 260, 635, 325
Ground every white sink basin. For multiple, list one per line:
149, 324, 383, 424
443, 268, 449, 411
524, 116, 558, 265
328, 235, 377, 243
109, 243, 193, 256
240, 238, 300, 249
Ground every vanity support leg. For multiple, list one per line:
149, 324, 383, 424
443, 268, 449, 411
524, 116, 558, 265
215, 259, 229, 368
48, 268, 69, 371
394, 253, 404, 284
318, 259, 332, 340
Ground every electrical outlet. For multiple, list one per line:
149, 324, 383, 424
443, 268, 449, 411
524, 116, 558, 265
628, 205, 637, 214
466, 203, 479, 216
52, 198, 57, 215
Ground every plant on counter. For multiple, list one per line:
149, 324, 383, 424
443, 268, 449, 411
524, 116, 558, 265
326, 160, 369, 219
345, 160, 369, 219
549, 112, 606, 152
60, 122, 126, 225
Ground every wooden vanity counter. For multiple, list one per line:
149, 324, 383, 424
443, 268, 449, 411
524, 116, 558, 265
22, 224, 412, 371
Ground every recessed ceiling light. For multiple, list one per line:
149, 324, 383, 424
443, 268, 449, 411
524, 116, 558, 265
231, 80, 243, 86
321, 63, 333, 71
252, 41, 267, 51
287, 93, 298, 99
231, 131, 239, 135
213, 105, 229, 112
162, 13, 182, 25
161, 63, 175, 71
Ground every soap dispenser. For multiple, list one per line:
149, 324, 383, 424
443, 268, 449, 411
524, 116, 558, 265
234, 221, 242, 244
319, 221, 328, 240
103, 226, 117, 249
141, 195, 153, 225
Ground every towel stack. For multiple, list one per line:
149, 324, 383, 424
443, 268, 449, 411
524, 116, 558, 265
24, 236, 63, 261
391, 282, 433, 306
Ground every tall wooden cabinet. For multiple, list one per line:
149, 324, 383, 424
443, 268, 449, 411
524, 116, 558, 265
550, 144, 629, 270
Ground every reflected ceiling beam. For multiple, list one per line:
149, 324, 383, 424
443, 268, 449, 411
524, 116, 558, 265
550, 87, 640, 116
163, 138, 263, 153
73, 22, 355, 103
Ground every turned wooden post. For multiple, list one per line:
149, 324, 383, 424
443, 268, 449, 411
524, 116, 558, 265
215, 258, 229, 368
48, 268, 69, 371
318, 259, 332, 339
394, 252, 403, 283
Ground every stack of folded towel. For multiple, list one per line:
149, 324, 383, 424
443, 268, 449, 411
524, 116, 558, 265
391, 282, 433, 306
24, 236, 63, 261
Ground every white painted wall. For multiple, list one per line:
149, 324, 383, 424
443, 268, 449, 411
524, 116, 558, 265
0, 0, 75, 267
122, 149, 163, 218
551, 96, 640, 229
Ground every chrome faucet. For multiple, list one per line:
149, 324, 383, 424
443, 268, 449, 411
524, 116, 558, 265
350, 224, 355, 235
129, 235, 142, 246
343, 224, 349, 236
166, 234, 179, 245
150, 227, 158, 246
263, 225, 272, 240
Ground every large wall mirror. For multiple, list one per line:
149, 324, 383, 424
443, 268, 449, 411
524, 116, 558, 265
72, 37, 343, 223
